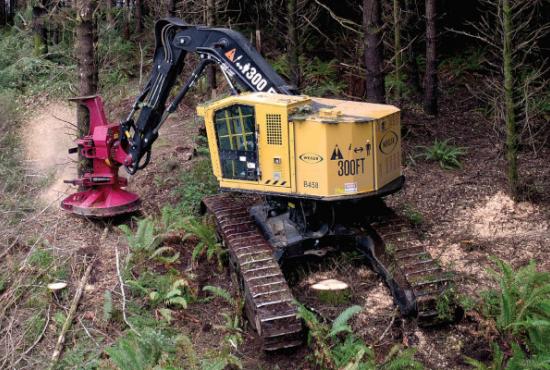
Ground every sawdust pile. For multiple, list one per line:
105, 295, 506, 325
363, 283, 393, 316
22, 102, 76, 204
462, 191, 549, 240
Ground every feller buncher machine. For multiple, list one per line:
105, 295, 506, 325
62, 19, 459, 351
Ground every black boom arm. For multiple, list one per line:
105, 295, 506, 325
121, 18, 298, 174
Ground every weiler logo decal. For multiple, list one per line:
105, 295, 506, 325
379, 131, 398, 155
299, 153, 323, 164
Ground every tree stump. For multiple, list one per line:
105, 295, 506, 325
311, 279, 350, 305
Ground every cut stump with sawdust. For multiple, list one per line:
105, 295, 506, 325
311, 279, 350, 304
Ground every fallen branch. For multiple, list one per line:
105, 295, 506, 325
48, 261, 94, 370
0, 236, 21, 260
376, 309, 397, 344
115, 244, 140, 336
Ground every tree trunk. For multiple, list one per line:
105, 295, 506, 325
423, 0, 438, 115
0, 0, 6, 27
206, 0, 217, 96
8, 0, 16, 25
167, 0, 176, 16
287, 0, 300, 88
393, 0, 402, 101
122, 0, 130, 40
403, 0, 421, 94
105, 0, 114, 27
32, 3, 48, 56
135, 0, 142, 33
75, 0, 98, 177
255, 28, 262, 54
502, 0, 518, 198
363, 0, 385, 103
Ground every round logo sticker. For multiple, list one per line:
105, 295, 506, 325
379, 131, 398, 155
299, 153, 323, 164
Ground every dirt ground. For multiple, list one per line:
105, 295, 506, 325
2, 82, 549, 369
22, 102, 76, 205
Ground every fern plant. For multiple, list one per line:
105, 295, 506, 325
160, 206, 193, 233
105, 329, 199, 369
105, 330, 168, 370
184, 218, 226, 270
297, 304, 423, 369
119, 217, 163, 263
417, 139, 467, 170
127, 271, 194, 322
201, 350, 243, 370
465, 342, 550, 370
302, 57, 346, 97
119, 216, 182, 266
203, 285, 237, 307
203, 285, 243, 346
297, 304, 363, 369
482, 258, 550, 355
378, 345, 423, 370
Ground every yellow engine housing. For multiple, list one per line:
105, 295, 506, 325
197, 92, 402, 200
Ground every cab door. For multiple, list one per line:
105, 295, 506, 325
213, 104, 259, 181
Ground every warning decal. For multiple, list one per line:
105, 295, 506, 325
225, 48, 236, 61
330, 145, 344, 160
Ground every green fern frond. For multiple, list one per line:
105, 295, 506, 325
150, 246, 180, 264
464, 357, 490, 370
417, 139, 467, 170
379, 345, 423, 370
296, 302, 321, 329
172, 279, 189, 289
329, 305, 362, 338
191, 242, 207, 263
165, 288, 182, 299
203, 285, 235, 306
167, 296, 188, 309
106, 330, 166, 370
158, 308, 173, 322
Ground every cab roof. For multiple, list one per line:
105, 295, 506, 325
197, 92, 400, 122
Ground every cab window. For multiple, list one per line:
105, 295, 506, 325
214, 105, 258, 181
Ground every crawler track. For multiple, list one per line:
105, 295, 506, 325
368, 211, 458, 326
203, 194, 458, 350
202, 194, 303, 351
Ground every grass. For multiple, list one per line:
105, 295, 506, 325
0, 89, 36, 226
172, 158, 218, 216
403, 204, 424, 226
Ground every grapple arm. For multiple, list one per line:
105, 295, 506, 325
121, 18, 298, 174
